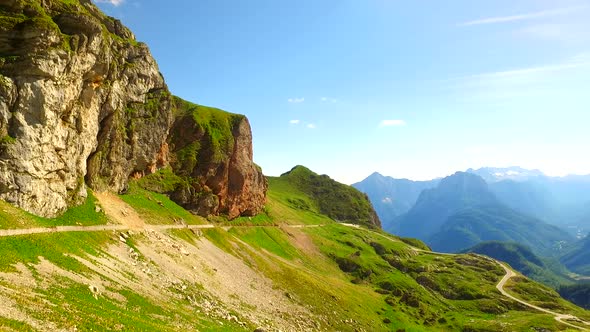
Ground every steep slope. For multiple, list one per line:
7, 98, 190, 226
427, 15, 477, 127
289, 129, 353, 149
0, 0, 265, 219
561, 236, 590, 275
463, 241, 571, 287
429, 205, 572, 255
352, 172, 438, 229
559, 284, 590, 310
268, 166, 381, 229
392, 171, 496, 239
145, 97, 267, 219
0, 176, 589, 331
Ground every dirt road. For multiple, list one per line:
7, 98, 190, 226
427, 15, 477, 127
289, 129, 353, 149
1, 201, 588, 330
340, 224, 590, 331
495, 262, 589, 330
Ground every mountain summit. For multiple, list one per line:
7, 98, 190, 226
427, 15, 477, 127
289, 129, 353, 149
392, 172, 496, 240
352, 172, 438, 229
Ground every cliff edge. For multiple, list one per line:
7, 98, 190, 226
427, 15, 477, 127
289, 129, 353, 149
0, 0, 266, 218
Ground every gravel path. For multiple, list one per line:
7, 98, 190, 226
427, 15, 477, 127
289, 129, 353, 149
1, 199, 588, 330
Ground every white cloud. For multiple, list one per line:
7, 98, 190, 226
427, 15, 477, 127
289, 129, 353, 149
321, 97, 338, 103
447, 56, 590, 100
94, 0, 124, 6
306, 123, 316, 129
288, 97, 305, 103
379, 120, 407, 127
381, 197, 393, 204
457, 7, 584, 27
289, 119, 300, 125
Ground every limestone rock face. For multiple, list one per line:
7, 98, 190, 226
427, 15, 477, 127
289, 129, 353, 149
0, 0, 265, 218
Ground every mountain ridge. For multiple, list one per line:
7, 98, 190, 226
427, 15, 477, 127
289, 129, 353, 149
391, 172, 573, 254
352, 172, 438, 230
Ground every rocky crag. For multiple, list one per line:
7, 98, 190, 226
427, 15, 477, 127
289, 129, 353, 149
0, 0, 266, 218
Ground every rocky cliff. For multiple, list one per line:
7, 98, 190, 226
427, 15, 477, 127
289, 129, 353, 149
165, 97, 267, 219
0, 0, 266, 218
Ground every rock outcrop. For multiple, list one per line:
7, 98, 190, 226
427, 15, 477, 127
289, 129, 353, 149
166, 98, 267, 219
0, 0, 266, 218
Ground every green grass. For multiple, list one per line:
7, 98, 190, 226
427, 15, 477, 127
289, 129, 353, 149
0, 317, 35, 331
135, 167, 186, 193
0, 231, 111, 273
265, 176, 336, 226
170, 97, 244, 168
268, 166, 380, 229
229, 227, 300, 260
120, 182, 206, 225
221, 208, 275, 226
0, 190, 109, 229
202, 228, 236, 255
505, 276, 590, 321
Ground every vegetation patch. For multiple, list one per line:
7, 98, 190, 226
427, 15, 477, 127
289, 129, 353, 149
120, 182, 206, 225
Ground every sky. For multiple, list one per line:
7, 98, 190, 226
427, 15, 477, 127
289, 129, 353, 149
94, 0, 590, 184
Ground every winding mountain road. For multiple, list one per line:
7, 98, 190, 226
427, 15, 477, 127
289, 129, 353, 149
339, 224, 590, 331
0, 223, 216, 237
495, 262, 590, 330
0, 215, 588, 329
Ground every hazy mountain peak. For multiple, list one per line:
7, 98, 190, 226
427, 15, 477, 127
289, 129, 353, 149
352, 173, 440, 228
429, 172, 492, 202
467, 167, 546, 183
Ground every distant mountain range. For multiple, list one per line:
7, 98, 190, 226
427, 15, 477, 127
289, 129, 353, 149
467, 166, 546, 183
356, 167, 590, 234
386, 172, 573, 254
351, 173, 438, 229
391, 172, 495, 240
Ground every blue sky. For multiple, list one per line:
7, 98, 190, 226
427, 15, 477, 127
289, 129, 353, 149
95, 0, 590, 184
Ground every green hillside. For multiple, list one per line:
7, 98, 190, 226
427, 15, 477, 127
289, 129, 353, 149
464, 241, 572, 288
0, 171, 589, 330
561, 236, 590, 275
559, 283, 590, 309
269, 166, 381, 229
429, 204, 572, 255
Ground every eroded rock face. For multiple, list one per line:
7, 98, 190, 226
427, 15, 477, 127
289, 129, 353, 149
167, 103, 267, 219
225, 118, 267, 218
0, 0, 265, 218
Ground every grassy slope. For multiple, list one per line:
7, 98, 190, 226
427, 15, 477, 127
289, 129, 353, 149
428, 204, 572, 256
561, 236, 590, 275
119, 182, 207, 225
464, 241, 573, 288
0, 178, 588, 330
0, 190, 108, 228
267, 166, 380, 228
